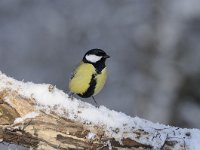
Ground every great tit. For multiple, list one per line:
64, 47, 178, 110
69, 49, 110, 105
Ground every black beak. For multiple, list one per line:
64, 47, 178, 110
104, 55, 110, 59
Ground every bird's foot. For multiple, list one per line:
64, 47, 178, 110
68, 92, 74, 100
92, 96, 100, 108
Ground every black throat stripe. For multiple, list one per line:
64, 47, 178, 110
83, 58, 106, 74
78, 74, 97, 98
93, 61, 105, 74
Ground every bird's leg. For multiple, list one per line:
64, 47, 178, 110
68, 92, 74, 100
92, 96, 99, 107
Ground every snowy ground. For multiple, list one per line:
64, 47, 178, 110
0, 71, 200, 150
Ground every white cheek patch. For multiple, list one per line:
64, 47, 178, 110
85, 54, 102, 63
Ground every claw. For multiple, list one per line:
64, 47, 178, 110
68, 92, 74, 100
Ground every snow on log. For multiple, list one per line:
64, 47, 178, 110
0, 72, 200, 150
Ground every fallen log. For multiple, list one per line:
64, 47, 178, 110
0, 72, 199, 150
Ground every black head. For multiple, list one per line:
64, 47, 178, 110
83, 49, 110, 64
83, 49, 110, 73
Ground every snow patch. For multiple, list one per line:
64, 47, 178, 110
107, 140, 112, 150
14, 112, 39, 124
86, 132, 96, 140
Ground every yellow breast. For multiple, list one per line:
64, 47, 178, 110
69, 62, 96, 95
69, 62, 107, 97
94, 68, 107, 96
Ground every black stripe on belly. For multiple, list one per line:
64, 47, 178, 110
78, 74, 97, 98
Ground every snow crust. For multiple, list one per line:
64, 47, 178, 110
14, 112, 39, 124
0, 72, 200, 149
86, 132, 96, 140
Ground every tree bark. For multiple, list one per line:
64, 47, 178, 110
0, 89, 150, 150
0, 75, 193, 150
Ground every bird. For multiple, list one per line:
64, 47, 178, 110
68, 48, 110, 105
